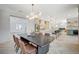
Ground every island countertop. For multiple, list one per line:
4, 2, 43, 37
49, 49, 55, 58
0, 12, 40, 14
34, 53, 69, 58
17, 33, 53, 46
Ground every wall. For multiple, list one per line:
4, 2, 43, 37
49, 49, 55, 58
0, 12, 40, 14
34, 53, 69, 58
0, 9, 35, 43
0, 9, 10, 43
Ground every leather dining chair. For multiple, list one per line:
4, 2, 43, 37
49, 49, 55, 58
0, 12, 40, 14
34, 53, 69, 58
18, 39, 37, 54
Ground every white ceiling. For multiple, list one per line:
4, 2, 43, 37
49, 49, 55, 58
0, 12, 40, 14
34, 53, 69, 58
0, 4, 78, 19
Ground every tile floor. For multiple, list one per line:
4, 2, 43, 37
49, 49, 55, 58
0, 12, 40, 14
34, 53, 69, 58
0, 31, 79, 54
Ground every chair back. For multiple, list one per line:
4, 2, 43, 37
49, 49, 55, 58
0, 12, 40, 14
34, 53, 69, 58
18, 39, 37, 54
13, 35, 20, 48
18, 39, 27, 54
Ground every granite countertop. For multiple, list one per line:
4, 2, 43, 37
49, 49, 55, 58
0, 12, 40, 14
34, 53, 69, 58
18, 33, 55, 46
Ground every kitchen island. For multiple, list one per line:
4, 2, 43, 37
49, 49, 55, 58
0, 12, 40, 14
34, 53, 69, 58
17, 33, 54, 54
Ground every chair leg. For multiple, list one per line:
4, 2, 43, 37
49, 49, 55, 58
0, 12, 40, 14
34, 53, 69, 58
17, 48, 21, 54
14, 46, 19, 54
14, 44, 16, 48
14, 44, 18, 53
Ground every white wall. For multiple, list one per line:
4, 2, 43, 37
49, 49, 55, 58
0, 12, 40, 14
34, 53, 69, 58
0, 9, 35, 43
0, 9, 10, 43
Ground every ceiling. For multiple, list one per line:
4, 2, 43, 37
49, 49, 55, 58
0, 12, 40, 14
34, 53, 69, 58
0, 4, 78, 19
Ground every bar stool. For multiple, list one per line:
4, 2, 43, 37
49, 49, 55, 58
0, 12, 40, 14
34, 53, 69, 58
18, 39, 37, 54
13, 35, 20, 53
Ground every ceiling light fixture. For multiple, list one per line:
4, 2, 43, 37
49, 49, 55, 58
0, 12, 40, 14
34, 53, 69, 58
26, 4, 42, 20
